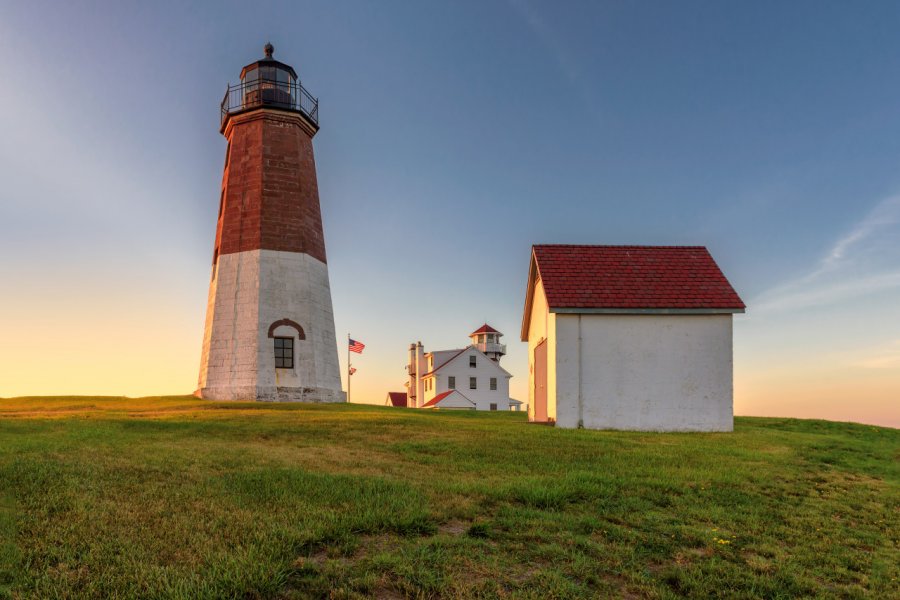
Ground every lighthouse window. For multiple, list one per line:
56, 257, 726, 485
469, 377, 477, 390
490, 377, 497, 391
469, 355, 476, 368
448, 376, 456, 389
274, 337, 293, 368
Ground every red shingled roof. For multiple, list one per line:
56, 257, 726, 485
470, 324, 500, 335
386, 392, 407, 407
422, 390, 455, 408
532, 245, 745, 311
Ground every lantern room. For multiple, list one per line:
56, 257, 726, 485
220, 42, 319, 132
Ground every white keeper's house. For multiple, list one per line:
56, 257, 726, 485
521, 245, 745, 432
396, 325, 518, 411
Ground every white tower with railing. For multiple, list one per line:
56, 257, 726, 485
469, 324, 506, 363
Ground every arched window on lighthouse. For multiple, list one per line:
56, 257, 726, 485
267, 319, 305, 371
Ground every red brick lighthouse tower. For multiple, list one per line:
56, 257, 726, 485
196, 44, 345, 402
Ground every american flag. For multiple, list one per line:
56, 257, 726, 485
349, 338, 365, 354
349, 367, 357, 375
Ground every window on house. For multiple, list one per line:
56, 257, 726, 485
469, 377, 477, 389
490, 377, 497, 391
448, 376, 455, 389
490, 403, 497, 411
469, 355, 476, 368
274, 337, 293, 368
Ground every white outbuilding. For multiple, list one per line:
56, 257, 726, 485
521, 245, 745, 432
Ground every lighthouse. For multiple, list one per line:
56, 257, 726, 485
195, 44, 345, 403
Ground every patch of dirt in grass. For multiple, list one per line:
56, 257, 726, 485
676, 547, 713, 563
589, 571, 643, 600
297, 533, 403, 570
371, 585, 404, 600
437, 520, 467, 536
353, 534, 398, 560
743, 552, 775, 573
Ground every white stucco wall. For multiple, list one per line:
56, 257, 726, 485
197, 249, 345, 402
553, 313, 734, 431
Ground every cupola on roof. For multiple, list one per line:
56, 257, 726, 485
470, 324, 501, 336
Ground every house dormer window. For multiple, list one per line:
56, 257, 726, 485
469, 355, 476, 368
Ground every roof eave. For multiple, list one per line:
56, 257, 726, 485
550, 307, 746, 315
520, 249, 540, 341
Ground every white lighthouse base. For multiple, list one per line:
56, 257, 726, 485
196, 249, 345, 403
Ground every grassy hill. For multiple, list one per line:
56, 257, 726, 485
0, 397, 897, 599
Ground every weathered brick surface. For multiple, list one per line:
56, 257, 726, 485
214, 110, 327, 263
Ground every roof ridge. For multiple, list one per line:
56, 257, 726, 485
421, 346, 471, 376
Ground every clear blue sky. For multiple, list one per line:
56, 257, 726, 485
1, 1, 898, 426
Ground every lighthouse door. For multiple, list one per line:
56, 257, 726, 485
533, 340, 548, 422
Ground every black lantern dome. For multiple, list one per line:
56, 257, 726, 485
239, 42, 298, 85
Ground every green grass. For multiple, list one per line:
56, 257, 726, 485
0, 397, 897, 599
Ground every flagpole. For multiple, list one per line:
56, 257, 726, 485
347, 333, 351, 404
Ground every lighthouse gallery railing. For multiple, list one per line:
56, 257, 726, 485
220, 78, 319, 127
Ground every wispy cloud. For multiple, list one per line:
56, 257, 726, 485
506, 0, 602, 123
753, 195, 900, 313
506, 0, 581, 84
822, 195, 900, 270
852, 339, 900, 369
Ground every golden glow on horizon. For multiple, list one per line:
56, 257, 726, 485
2, 298, 897, 429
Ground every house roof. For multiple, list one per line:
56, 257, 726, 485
422, 391, 454, 407
422, 390, 475, 408
386, 392, 407, 407
421, 345, 513, 378
522, 245, 745, 339
420, 347, 469, 377
470, 324, 500, 335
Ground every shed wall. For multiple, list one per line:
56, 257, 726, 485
554, 313, 733, 431
526, 279, 557, 422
